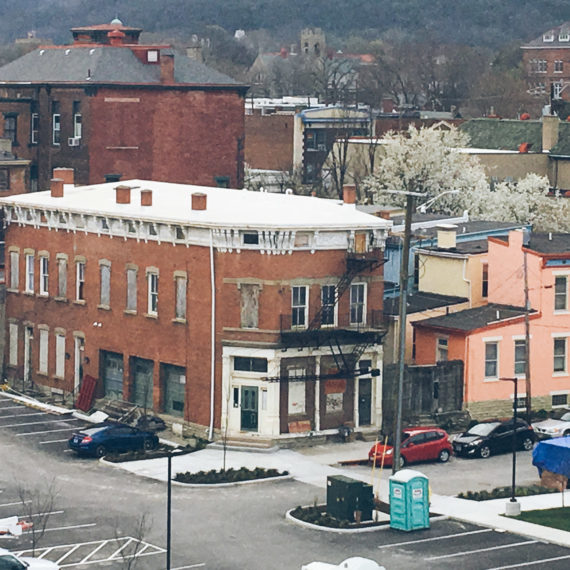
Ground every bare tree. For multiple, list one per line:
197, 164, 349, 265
113, 512, 152, 570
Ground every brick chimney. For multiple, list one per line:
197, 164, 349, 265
51, 178, 64, 198
542, 115, 560, 152
53, 167, 74, 185
436, 224, 457, 250
192, 192, 207, 210
343, 185, 356, 205
160, 52, 175, 84
140, 189, 153, 206
115, 185, 131, 204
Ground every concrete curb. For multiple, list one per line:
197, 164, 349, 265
171, 474, 293, 488
0, 390, 72, 415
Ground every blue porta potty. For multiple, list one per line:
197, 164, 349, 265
389, 469, 430, 531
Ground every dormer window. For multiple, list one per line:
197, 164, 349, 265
543, 32, 555, 42
147, 50, 159, 63
560, 32, 570, 42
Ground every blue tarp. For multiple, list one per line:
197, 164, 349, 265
532, 438, 570, 477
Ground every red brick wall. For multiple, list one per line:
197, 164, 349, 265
244, 114, 294, 171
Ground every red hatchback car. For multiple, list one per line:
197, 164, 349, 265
369, 426, 453, 468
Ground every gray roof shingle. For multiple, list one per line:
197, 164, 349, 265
384, 292, 468, 316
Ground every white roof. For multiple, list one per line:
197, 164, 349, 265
0, 179, 391, 231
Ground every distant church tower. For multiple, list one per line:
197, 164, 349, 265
300, 28, 326, 57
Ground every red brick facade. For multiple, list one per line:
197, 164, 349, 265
245, 113, 294, 171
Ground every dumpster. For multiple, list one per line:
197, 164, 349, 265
327, 475, 374, 522
389, 469, 429, 531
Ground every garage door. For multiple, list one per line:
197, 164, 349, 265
102, 351, 124, 400
163, 364, 186, 417
132, 357, 154, 410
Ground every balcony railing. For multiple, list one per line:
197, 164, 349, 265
280, 309, 384, 334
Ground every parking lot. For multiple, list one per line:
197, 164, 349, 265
2, 392, 570, 569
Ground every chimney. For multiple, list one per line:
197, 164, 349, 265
108, 29, 126, 46
115, 185, 131, 204
51, 178, 64, 198
508, 229, 524, 250
192, 192, 207, 210
53, 167, 74, 185
378, 210, 392, 220
140, 189, 153, 206
436, 224, 457, 250
343, 185, 356, 205
160, 52, 175, 84
542, 115, 560, 152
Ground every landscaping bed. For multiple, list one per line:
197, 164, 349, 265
174, 466, 288, 484
514, 507, 570, 531
457, 485, 558, 501
289, 504, 386, 529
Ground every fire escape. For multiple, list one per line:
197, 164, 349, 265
265, 247, 387, 383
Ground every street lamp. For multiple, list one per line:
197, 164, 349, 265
417, 190, 460, 214
166, 448, 185, 569
500, 377, 521, 516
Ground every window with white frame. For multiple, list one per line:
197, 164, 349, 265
25, 253, 34, 293
147, 270, 159, 315
554, 337, 567, 373
73, 101, 82, 139
553, 80, 564, 99
30, 112, 39, 144
288, 368, 306, 415
175, 273, 187, 320
436, 337, 448, 362
38, 328, 49, 374
554, 60, 564, 73
52, 101, 60, 145
484, 342, 498, 378
8, 322, 18, 366
350, 283, 366, 325
482, 263, 488, 298
321, 285, 336, 326
75, 260, 85, 301
555, 275, 568, 311
39, 256, 48, 296
126, 266, 137, 312
533, 59, 547, 73
57, 256, 67, 299
552, 393, 568, 407
291, 285, 307, 328
55, 333, 65, 378
560, 32, 570, 42
9, 250, 19, 290
99, 261, 111, 307
543, 32, 554, 42
514, 339, 526, 375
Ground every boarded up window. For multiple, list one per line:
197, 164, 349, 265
100, 264, 111, 306
55, 334, 65, 378
240, 284, 260, 328
9, 323, 18, 366
288, 368, 306, 415
9, 251, 18, 290
57, 258, 67, 298
175, 275, 187, 319
126, 268, 137, 311
39, 328, 48, 374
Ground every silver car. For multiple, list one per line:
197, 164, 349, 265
0, 547, 59, 569
532, 410, 570, 439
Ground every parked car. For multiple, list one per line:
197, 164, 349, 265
0, 547, 59, 569
368, 427, 452, 468
532, 409, 570, 440
68, 422, 159, 457
453, 419, 536, 459
302, 557, 385, 570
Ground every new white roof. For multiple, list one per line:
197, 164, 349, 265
1, 180, 391, 231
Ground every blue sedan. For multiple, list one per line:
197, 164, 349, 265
68, 422, 159, 457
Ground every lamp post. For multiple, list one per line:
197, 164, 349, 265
166, 449, 184, 569
500, 377, 521, 516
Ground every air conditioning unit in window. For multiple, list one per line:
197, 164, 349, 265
68, 137, 81, 147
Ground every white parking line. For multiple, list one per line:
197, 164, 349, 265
378, 528, 492, 548
0, 501, 31, 508
425, 540, 537, 560
172, 565, 206, 569
17, 427, 79, 436
0, 418, 77, 429
0, 405, 27, 410
0, 412, 47, 419
486, 553, 570, 569
39, 439, 70, 444
44, 523, 97, 533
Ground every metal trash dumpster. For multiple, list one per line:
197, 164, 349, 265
389, 469, 429, 531
327, 475, 374, 522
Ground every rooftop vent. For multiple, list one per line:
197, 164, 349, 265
50, 178, 64, 198
53, 167, 74, 186
192, 192, 207, 211
141, 189, 153, 207
115, 185, 131, 204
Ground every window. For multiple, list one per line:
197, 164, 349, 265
233, 357, 268, 372
9, 250, 19, 290
39, 328, 48, 374
240, 283, 259, 328
3, 114, 17, 144
8, 322, 18, 366
147, 270, 158, 315
31, 112, 39, 144
126, 267, 137, 312
55, 333, 65, 378
73, 101, 82, 139
288, 368, 306, 415
554, 338, 567, 373
321, 285, 336, 326
436, 338, 448, 362
350, 283, 366, 325
175, 274, 187, 320
147, 50, 159, 62
214, 176, 230, 188
554, 60, 564, 73
25, 253, 34, 293
555, 276, 568, 311
52, 102, 60, 145
552, 393, 568, 407
0, 168, 9, 191
543, 32, 554, 42
292, 285, 307, 328
75, 260, 85, 301
560, 32, 570, 42
553, 81, 564, 99
57, 256, 67, 299
482, 263, 488, 298
485, 342, 498, 378
39, 256, 48, 295
305, 129, 326, 151
514, 339, 526, 375
243, 232, 259, 245
99, 262, 111, 307
533, 59, 547, 73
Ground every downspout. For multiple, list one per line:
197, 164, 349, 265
462, 258, 472, 308
208, 230, 216, 440
463, 334, 470, 410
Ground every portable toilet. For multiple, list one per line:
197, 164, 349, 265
389, 469, 430, 531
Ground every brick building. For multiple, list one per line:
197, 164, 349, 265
1, 178, 391, 442
521, 22, 570, 101
0, 19, 247, 192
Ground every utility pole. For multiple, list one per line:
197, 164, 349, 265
523, 250, 532, 422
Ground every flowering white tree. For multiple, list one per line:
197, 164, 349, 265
362, 125, 488, 213
471, 173, 570, 232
